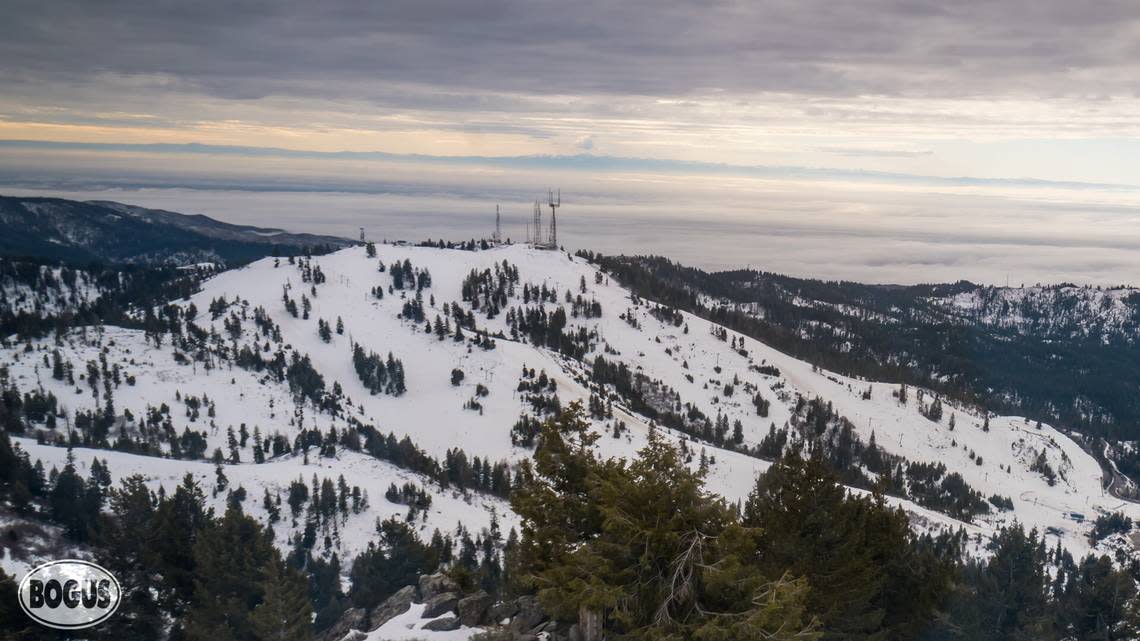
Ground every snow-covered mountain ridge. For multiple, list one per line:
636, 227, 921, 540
3, 242, 1138, 583
0, 195, 354, 266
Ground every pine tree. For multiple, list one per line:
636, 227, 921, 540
510, 402, 603, 581
975, 523, 1052, 640
743, 449, 951, 640
511, 403, 819, 640
348, 518, 440, 609
227, 427, 241, 463
250, 557, 312, 641
50, 449, 98, 542
253, 426, 265, 463
0, 568, 37, 639
183, 505, 276, 641
99, 474, 166, 640
1059, 554, 1139, 640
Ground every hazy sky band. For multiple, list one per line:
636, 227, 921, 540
3, 139, 1139, 193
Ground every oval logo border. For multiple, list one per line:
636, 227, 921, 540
17, 559, 122, 630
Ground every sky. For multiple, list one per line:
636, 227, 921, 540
3, 0, 1140, 284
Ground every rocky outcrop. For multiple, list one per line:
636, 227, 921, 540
422, 616, 462, 631
508, 595, 547, 633
312, 608, 365, 641
421, 591, 461, 618
457, 591, 494, 626
488, 599, 521, 624
418, 572, 459, 600
314, 577, 568, 641
368, 585, 416, 630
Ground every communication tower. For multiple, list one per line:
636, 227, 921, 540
532, 200, 543, 247
547, 188, 560, 248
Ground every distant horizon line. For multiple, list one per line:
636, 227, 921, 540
3, 138, 1138, 194
1, 192, 1135, 290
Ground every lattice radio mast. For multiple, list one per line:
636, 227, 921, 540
547, 188, 560, 248
532, 199, 543, 247
493, 204, 502, 244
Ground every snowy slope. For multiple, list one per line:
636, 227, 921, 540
13, 437, 510, 574
4, 242, 1138, 576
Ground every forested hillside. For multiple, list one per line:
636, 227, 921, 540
1, 238, 1137, 640
596, 255, 1140, 477
0, 195, 353, 266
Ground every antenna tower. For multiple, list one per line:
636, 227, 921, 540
532, 200, 543, 247
359, 227, 365, 242
547, 188, 560, 248
493, 205, 502, 244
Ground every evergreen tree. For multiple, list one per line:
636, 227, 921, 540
250, 557, 313, 641
975, 523, 1052, 641
744, 449, 952, 640
348, 518, 440, 609
511, 403, 819, 640
50, 448, 99, 541
0, 569, 38, 640
98, 475, 165, 640
1061, 554, 1139, 640
183, 505, 276, 641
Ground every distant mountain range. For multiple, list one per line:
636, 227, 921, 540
0, 195, 355, 266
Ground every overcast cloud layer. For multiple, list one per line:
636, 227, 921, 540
2, 0, 1140, 283
6, 0, 1140, 99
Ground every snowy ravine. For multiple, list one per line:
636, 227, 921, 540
4, 242, 1138, 584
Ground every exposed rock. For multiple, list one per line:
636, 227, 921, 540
422, 615, 461, 631
475, 631, 538, 641
313, 607, 365, 641
457, 590, 494, 626
341, 632, 367, 641
532, 620, 561, 634
509, 595, 547, 633
418, 572, 459, 600
367, 585, 416, 631
488, 599, 521, 623
421, 591, 460, 618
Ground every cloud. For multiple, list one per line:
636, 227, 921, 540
5, 139, 1137, 194
3, 0, 1140, 103
3, 0, 1140, 289
818, 147, 933, 159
